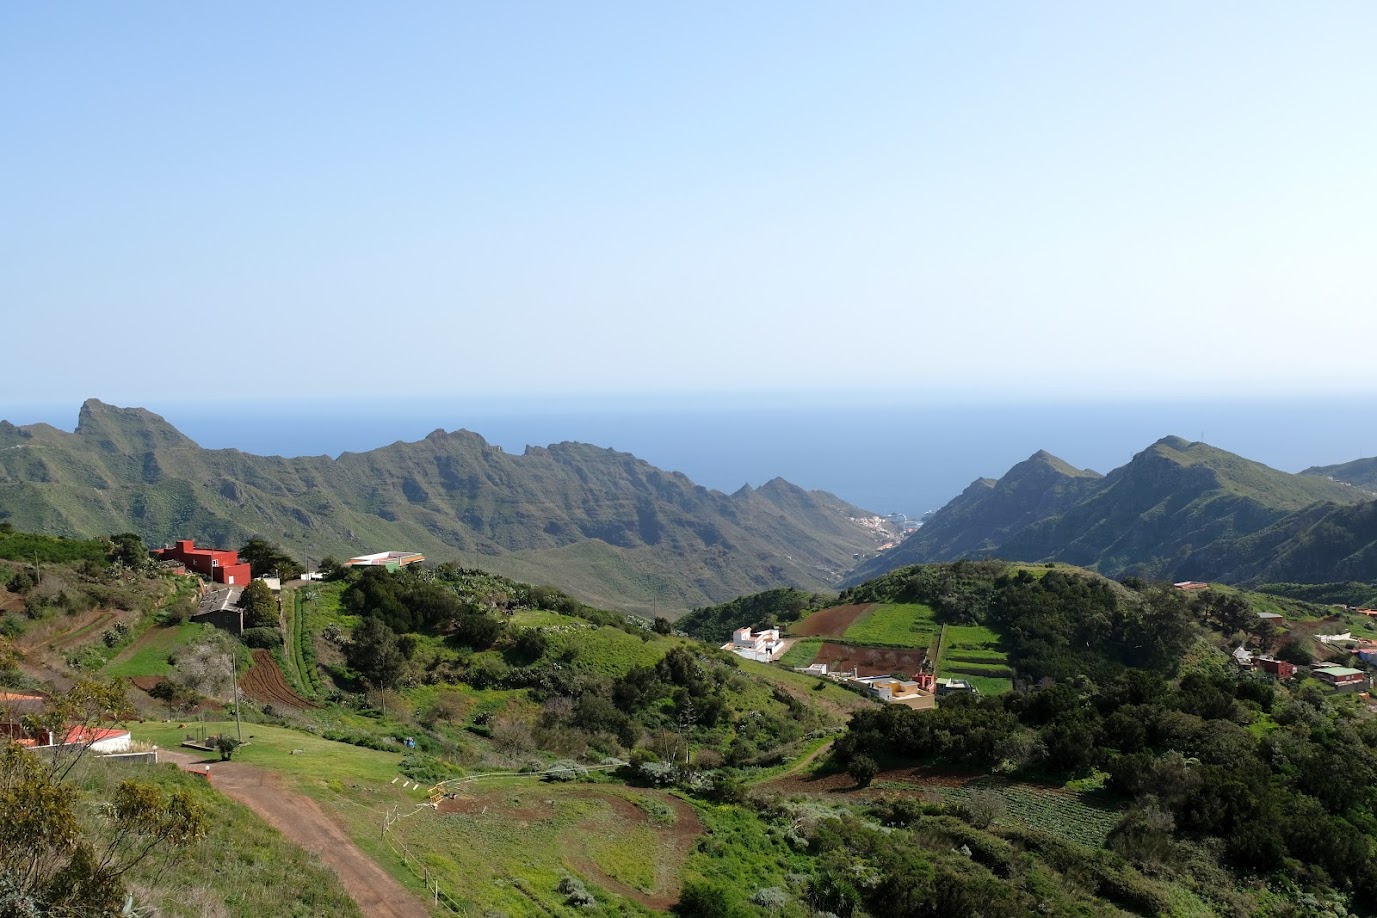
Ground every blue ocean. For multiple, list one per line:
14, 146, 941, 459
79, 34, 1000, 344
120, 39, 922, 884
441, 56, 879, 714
5, 395, 1375, 517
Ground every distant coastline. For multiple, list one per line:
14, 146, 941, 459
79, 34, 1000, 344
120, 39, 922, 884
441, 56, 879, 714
3, 394, 1375, 518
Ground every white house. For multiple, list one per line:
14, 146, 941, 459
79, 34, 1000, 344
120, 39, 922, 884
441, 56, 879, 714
62, 727, 132, 753
850, 675, 925, 702
935, 677, 976, 696
723, 627, 784, 661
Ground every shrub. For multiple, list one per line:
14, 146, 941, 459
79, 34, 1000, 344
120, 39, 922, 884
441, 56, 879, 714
556, 875, 594, 908
241, 627, 283, 649
6, 569, 36, 594
962, 788, 1007, 829
673, 881, 743, 918
749, 886, 788, 911
544, 760, 585, 782
847, 754, 878, 788
399, 753, 462, 785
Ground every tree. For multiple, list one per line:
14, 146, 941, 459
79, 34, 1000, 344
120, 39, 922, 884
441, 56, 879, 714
214, 736, 241, 761
847, 754, 879, 788
451, 613, 501, 651
0, 682, 206, 913
238, 539, 302, 580
344, 618, 406, 688
107, 532, 150, 571
170, 629, 237, 703
238, 580, 277, 629
0, 636, 18, 676
148, 679, 193, 716
962, 787, 1007, 828
1277, 636, 1313, 665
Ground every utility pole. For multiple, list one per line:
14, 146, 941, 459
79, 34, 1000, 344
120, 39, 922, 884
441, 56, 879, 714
227, 653, 243, 742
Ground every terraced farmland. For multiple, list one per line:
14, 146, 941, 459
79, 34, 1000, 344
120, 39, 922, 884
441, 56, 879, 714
918, 780, 1122, 848
937, 623, 1012, 695
781, 602, 1016, 690
841, 603, 941, 648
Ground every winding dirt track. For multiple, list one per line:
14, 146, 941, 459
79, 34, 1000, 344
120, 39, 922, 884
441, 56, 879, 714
162, 751, 429, 918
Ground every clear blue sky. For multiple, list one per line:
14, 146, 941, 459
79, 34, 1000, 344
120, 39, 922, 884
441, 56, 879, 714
4, 2, 1375, 407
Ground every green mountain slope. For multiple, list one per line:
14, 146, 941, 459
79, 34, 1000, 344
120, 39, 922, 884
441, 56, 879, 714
868, 450, 1103, 567
850, 436, 1374, 586
0, 400, 885, 614
1304, 456, 1377, 490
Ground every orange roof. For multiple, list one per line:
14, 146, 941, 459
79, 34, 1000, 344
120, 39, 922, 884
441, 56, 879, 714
0, 691, 46, 703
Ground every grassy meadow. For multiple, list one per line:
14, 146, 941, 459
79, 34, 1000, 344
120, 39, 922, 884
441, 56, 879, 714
71, 757, 362, 918
841, 602, 941, 647
103, 620, 205, 678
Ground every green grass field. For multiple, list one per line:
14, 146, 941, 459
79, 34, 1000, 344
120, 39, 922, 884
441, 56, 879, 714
964, 675, 1015, 696
72, 757, 362, 917
102, 621, 204, 678
380, 782, 693, 915
508, 608, 573, 628
841, 603, 941, 647
542, 623, 666, 675
778, 638, 822, 668
938, 623, 1012, 695
131, 720, 408, 788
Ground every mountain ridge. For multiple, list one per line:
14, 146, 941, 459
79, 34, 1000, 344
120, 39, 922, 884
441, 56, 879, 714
0, 400, 887, 614
849, 434, 1376, 585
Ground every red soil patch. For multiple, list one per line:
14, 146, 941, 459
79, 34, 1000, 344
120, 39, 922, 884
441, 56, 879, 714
240, 649, 319, 710
814, 642, 927, 678
792, 603, 874, 638
130, 675, 166, 692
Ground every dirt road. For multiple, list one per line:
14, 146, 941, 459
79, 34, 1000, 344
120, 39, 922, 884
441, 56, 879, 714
163, 751, 430, 918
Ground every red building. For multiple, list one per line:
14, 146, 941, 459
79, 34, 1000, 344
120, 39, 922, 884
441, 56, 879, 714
154, 539, 252, 586
1253, 656, 1296, 679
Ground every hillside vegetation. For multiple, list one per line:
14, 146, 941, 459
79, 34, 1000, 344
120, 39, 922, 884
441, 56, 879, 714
0, 400, 887, 614
8, 525, 1377, 917
854, 436, 1377, 587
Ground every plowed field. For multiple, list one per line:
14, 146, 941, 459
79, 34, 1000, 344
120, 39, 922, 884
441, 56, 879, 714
791, 603, 873, 637
240, 649, 318, 710
815, 641, 926, 677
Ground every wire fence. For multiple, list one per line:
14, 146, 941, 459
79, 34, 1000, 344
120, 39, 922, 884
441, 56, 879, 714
382, 803, 466, 913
